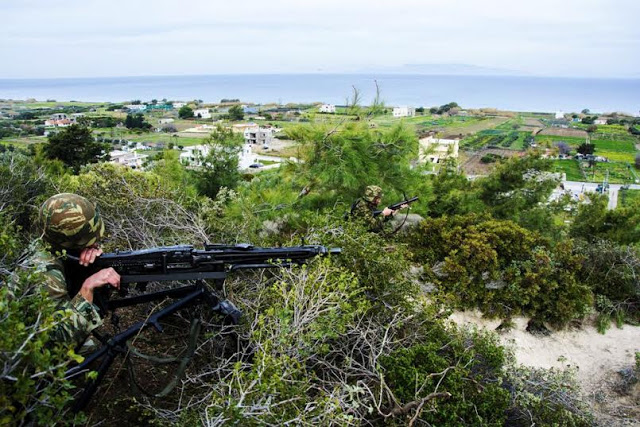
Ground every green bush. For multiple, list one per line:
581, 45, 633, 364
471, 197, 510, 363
403, 215, 593, 326
380, 326, 510, 426
0, 268, 83, 425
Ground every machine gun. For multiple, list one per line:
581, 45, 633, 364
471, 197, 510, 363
373, 196, 419, 217
65, 243, 340, 412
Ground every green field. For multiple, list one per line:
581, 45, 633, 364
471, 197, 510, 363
618, 189, 640, 207
580, 162, 637, 184
552, 160, 584, 181
535, 133, 638, 163
461, 130, 530, 150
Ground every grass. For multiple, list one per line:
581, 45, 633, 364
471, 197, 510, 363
552, 160, 584, 181
535, 133, 639, 163
618, 189, 640, 207
460, 130, 530, 150
580, 162, 636, 184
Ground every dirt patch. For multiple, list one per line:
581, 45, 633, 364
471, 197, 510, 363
253, 137, 301, 158
524, 118, 545, 127
518, 126, 542, 134
461, 148, 525, 176
438, 116, 511, 137
539, 128, 589, 138
450, 311, 640, 426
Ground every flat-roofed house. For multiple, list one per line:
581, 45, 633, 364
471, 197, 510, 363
109, 150, 148, 169
319, 104, 336, 113
244, 127, 273, 147
393, 106, 415, 118
193, 108, 211, 119
418, 134, 460, 164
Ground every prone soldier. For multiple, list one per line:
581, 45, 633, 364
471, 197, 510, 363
27, 193, 120, 347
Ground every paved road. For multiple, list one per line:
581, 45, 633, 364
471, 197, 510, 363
556, 181, 640, 210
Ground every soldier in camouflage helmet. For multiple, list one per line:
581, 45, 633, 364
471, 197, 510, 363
28, 193, 120, 347
40, 193, 106, 251
349, 185, 407, 233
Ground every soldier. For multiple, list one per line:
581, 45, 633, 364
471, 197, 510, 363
28, 193, 120, 347
350, 185, 408, 233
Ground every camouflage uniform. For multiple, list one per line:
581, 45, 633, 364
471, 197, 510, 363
29, 193, 106, 346
350, 185, 390, 233
25, 247, 103, 345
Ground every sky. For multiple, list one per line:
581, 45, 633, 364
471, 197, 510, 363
1, 0, 639, 79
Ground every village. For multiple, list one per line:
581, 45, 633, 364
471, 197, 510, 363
3, 97, 638, 211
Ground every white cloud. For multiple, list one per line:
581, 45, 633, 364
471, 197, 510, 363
1, 0, 638, 78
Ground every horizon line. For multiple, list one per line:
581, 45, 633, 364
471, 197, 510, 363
1, 72, 639, 81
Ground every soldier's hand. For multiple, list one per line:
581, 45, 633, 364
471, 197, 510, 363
79, 245, 103, 267
382, 207, 394, 216
80, 268, 121, 303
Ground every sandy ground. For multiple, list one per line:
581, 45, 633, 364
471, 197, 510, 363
450, 311, 640, 424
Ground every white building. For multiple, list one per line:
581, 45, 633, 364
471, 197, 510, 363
418, 135, 460, 164
172, 102, 186, 109
555, 111, 565, 119
232, 123, 259, 133
158, 118, 175, 124
318, 104, 336, 113
125, 104, 147, 112
193, 108, 211, 119
244, 127, 273, 147
594, 118, 608, 125
393, 106, 415, 118
238, 144, 257, 170
109, 150, 148, 169
180, 144, 257, 170
44, 113, 73, 127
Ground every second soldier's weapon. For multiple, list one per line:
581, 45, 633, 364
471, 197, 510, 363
65, 243, 340, 412
373, 196, 419, 217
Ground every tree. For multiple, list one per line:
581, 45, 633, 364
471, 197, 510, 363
286, 122, 422, 205
570, 193, 640, 244
124, 113, 151, 130
581, 108, 590, 114
178, 105, 194, 119
586, 124, 598, 133
193, 125, 243, 198
228, 105, 244, 121
161, 124, 178, 133
577, 142, 595, 155
554, 141, 571, 155
635, 153, 640, 169
44, 125, 109, 173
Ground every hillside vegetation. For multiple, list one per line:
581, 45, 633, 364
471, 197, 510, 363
1, 106, 639, 425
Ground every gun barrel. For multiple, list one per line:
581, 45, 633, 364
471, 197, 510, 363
66, 244, 340, 282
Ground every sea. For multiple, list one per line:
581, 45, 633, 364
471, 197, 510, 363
0, 74, 639, 115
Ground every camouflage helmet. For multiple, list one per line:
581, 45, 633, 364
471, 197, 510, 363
39, 193, 105, 250
363, 185, 383, 202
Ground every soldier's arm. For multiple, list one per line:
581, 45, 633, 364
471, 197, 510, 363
32, 252, 103, 346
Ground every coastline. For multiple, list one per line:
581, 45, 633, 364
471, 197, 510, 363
1, 73, 639, 114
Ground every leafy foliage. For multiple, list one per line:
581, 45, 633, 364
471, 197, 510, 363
285, 122, 425, 209
403, 214, 593, 326
124, 113, 152, 130
178, 105, 193, 119
192, 126, 243, 199
570, 193, 640, 244
44, 125, 109, 173
0, 268, 82, 425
